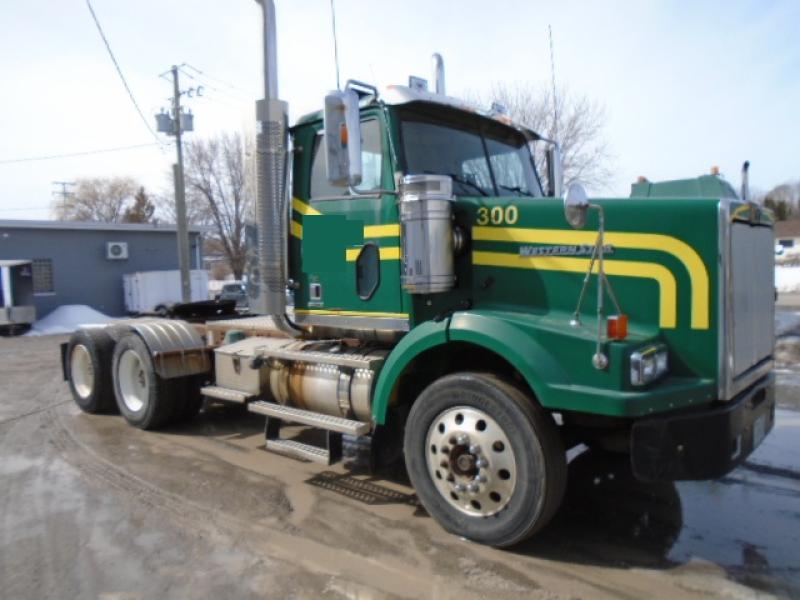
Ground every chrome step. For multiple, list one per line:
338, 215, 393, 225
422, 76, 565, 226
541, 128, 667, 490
265, 438, 331, 464
248, 400, 370, 436
201, 385, 252, 404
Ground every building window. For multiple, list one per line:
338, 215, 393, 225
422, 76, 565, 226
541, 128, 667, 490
32, 259, 54, 294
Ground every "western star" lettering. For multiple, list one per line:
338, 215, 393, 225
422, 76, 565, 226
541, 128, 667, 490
519, 244, 615, 257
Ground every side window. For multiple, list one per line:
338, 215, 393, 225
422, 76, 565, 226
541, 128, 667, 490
310, 119, 383, 198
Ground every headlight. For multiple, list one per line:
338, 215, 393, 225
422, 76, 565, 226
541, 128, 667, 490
630, 344, 668, 386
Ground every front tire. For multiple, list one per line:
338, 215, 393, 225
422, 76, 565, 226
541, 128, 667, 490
112, 333, 176, 430
404, 373, 566, 547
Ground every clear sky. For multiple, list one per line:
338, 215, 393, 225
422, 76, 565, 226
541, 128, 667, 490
1, 0, 798, 219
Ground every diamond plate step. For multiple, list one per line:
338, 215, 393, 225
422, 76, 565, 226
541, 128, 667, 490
201, 385, 251, 404
248, 400, 370, 436
264, 438, 331, 464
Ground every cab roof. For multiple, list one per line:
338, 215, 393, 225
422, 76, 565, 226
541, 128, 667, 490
293, 85, 543, 142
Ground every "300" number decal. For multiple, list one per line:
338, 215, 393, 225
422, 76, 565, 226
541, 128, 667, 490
476, 205, 518, 226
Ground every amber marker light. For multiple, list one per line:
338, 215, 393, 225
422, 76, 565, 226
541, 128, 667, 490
607, 315, 628, 340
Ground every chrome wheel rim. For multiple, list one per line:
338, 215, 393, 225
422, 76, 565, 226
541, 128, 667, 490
70, 345, 94, 399
425, 406, 517, 517
117, 349, 149, 413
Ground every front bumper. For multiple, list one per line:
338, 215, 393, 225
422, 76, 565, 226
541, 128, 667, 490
630, 374, 775, 481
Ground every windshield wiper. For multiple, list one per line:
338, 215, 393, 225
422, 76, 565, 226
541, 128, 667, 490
420, 170, 489, 196
497, 183, 533, 197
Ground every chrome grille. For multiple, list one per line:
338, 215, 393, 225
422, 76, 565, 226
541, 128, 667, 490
722, 217, 774, 399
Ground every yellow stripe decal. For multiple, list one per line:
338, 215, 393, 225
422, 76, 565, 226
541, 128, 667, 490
290, 199, 400, 242
345, 246, 401, 262
364, 224, 401, 238
473, 226, 708, 329
295, 308, 409, 319
290, 220, 303, 239
292, 198, 321, 216
473, 251, 677, 328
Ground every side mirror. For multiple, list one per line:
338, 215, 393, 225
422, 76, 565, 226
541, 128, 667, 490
323, 89, 362, 187
546, 144, 563, 198
563, 183, 589, 229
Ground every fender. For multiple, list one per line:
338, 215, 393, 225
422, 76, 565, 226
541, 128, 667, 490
372, 319, 450, 424
371, 311, 569, 424
107, 319, 211, 379
447, 311, 568, 408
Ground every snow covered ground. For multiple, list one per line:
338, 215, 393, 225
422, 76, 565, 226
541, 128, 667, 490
26, 305, 115, 336
775, 266, 800, 293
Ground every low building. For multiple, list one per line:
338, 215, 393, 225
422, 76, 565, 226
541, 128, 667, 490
775, 219, 800, 251
0, 220, 203, 318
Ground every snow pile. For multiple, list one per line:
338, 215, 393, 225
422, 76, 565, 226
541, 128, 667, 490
27, 305, 115, 336
775, 266, 800, 294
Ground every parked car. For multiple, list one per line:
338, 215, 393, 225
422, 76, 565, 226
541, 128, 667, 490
217, 283, 248, 310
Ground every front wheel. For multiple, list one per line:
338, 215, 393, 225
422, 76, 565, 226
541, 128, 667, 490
404, 373, 566, 547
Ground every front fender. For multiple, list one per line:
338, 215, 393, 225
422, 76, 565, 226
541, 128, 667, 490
447, 311, 569, 407
372, 319, 449, 424
371, 311, 570, 424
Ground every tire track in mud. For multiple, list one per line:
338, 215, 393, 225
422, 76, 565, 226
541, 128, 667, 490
41, 402, 765, 600
41, 407, 475, 599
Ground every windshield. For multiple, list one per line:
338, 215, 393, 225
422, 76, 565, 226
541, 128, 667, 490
398, 105, 542, 197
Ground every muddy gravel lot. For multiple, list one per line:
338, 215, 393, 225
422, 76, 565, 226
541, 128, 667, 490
1, 333, 799, 599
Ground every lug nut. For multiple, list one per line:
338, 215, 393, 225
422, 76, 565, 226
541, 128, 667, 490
469, 444, 481, 455
475, 474, 487, 484
455, 483, 467, 493
476, 458, 488, 468
456, 434, 469, 445
468, 483, 480, 494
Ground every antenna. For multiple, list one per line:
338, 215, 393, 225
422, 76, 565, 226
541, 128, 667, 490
548, 25, 559, 142
330, 0, 341, 90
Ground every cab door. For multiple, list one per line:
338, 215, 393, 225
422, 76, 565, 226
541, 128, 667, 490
290, 111, 407, 333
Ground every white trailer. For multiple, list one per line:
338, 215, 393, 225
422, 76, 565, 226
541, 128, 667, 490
123, 269, 209, 315
0, 260, 36, 335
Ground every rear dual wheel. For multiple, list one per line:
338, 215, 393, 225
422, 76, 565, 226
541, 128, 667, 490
112, 333, 203, 430
67, 329, 118, 414
404, 373, 566, 547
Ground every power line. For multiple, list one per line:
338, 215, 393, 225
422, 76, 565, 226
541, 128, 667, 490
548, 25, 559, 142
330, 0, 341, 90
0, 143, 160, 165
181, 63, 252, 97
85, 0, 163, 147
0, 206, 51, 213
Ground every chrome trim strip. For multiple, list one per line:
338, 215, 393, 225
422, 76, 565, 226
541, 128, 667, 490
729, 358, 774, 399
718, 198, 732, 399
294, 312, 410, 333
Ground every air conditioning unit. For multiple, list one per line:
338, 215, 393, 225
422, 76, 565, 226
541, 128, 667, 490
106, 241, 129, 260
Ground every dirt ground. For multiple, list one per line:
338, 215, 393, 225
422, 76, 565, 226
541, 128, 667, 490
1, 334, 799, 599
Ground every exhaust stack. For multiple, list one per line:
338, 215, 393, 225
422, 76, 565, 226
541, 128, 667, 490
431, 53, 445, 95
253, 0, 297, 334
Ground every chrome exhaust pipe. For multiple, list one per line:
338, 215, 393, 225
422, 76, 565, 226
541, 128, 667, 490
254, 0, 299, 335
431, 53, 445, 95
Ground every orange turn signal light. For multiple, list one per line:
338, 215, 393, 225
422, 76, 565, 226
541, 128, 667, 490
607, 314, 628, 340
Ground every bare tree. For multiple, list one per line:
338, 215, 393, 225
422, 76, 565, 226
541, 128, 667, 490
52, 177, 139, 222
122, 187, 156, 223
472, 83, 614, 191
181, 132, 253, 279
762, 183, 799, 221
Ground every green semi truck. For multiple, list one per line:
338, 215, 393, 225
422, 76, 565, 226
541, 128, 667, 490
62, 1, 775, 547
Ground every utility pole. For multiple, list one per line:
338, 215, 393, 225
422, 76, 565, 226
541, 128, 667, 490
51, 181, 76, 214
156, 66, 193, 303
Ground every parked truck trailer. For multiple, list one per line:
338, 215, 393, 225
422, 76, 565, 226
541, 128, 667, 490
62, 1, 775, 547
